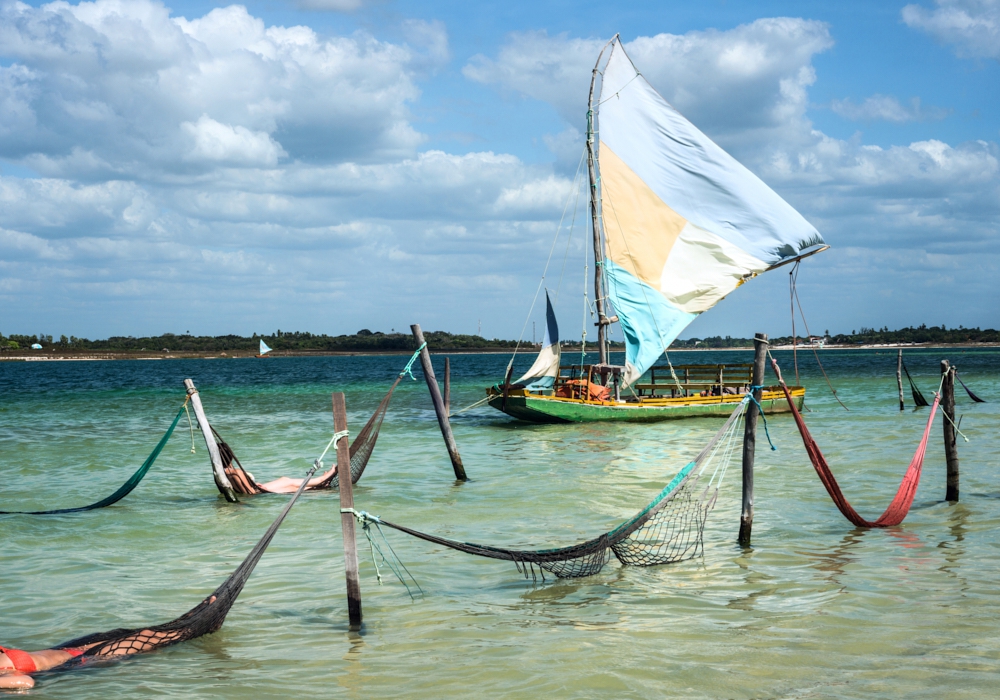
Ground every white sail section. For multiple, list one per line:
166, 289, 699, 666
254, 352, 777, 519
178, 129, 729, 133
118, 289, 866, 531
514, 291, 561, 390
259, 339, 272, 355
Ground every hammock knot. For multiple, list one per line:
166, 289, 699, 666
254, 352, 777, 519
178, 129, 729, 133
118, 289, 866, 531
400, 342, 427, 380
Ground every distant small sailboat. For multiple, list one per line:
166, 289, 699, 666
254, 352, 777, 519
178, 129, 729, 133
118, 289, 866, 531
256, 339, 272, 358
489, 35, 828, 423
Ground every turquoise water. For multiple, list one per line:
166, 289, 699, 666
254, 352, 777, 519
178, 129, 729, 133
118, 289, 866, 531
2, 349, 999, 698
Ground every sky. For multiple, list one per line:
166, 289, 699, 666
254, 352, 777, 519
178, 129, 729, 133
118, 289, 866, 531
0, 0, 998, 341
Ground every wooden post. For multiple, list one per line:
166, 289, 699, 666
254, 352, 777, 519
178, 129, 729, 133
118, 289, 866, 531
444, 357, 451, 416
739, 333, 767, 547
897, 349, 905, 412
410, 324, 468, 481
333, 392, 362, 629
183, 379, 238, 503
941, 360, 959, 502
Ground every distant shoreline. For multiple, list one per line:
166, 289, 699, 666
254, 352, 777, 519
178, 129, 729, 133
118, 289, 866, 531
2, 342, 998, 362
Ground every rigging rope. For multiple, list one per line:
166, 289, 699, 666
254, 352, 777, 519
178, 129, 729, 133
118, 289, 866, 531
0, 404, 187, 515
345, 399, 748, 582
506, 151, 588, 376
770, 357, 939, 528
789, 261, 848, 411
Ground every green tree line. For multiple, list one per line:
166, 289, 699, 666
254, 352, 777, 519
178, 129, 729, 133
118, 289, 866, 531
1, 324, 996, 353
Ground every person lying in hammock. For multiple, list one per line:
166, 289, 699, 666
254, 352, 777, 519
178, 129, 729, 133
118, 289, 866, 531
225, 463, 333, 494
0, 599, 213, 689
215, 437, 337, 495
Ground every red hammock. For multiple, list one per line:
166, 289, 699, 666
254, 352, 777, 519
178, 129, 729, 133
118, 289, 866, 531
771, 358, 940, 528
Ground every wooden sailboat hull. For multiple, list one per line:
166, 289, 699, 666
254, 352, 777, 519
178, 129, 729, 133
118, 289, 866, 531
487, 387, 805, 423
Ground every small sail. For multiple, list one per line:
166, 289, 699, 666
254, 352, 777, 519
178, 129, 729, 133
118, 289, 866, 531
259, 339, 271, 355
514, 291, 560, 390
596, 39, 826, 385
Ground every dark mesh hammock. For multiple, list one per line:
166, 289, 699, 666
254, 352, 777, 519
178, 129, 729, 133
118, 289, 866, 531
351, 399, 747, 580
213, 375, 401, 496
48, 466, 317, 666
0, 405, 186, 515
902, 360, 930, 407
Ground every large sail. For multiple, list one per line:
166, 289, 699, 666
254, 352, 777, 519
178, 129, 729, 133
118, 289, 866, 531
259, 339, 271, 355
514, 291, 561, 390
596, 39, 826, 385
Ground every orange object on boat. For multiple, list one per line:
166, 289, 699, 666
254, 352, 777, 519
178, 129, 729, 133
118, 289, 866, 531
556, 379, 611, 401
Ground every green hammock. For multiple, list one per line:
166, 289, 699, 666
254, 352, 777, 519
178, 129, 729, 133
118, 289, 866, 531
349, 398, 748, 581
0, 404, 185, 515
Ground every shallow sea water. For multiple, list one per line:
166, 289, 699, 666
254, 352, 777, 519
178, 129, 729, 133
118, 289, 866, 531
1, 349, 999, 699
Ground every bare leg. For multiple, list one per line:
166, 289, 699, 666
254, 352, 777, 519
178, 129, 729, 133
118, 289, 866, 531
0, 671, 33, 689
258, 467, 335, 493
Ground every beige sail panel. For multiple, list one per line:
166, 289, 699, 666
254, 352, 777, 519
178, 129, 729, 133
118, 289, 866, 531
599, 141, 687, 291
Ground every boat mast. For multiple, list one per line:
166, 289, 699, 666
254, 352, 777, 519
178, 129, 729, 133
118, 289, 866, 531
587, 37, 616, 369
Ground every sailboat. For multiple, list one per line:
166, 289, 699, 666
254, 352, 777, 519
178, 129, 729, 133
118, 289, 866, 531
488, 36, 827, 423
256, 339, 272, 358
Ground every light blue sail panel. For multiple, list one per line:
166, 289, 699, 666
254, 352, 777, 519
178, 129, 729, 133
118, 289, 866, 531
259, 340, 271, 354
604, 260, 696, 385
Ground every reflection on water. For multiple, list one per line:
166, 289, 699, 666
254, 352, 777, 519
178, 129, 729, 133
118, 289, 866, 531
1, 349, 999, 698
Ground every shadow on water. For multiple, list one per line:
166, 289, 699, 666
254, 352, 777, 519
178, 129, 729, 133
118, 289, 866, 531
804, 529, 870, 585
938, 501, 970, 591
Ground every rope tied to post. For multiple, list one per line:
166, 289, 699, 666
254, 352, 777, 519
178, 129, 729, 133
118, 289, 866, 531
342, 508, 422, 598
748, 385, 777, 451
400, 343, 427, 380
313, 429, 350, 469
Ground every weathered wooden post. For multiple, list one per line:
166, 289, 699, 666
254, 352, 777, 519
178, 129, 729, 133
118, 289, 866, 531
410, 324, 467, 481
183, 378, 238, 503
897, 349, 905, 412
941, 360, 959, 502
444, 356, 451, 415
739, 333, 768, 548
333, 392, 362, 629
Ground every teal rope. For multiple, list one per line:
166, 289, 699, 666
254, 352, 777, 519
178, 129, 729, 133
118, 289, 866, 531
400, 342, 427, 380
748, 385, 777, 451
0, 404, 187, 515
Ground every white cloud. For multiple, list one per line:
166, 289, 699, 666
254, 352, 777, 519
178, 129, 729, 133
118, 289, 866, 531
0, 0, 428, 178
181, 115, 286, 166
903, 0, 1000, 59
830, 95, 949, 123
1, 7, 997, 338
464, 20, 833, 149
294, 0, 365, 12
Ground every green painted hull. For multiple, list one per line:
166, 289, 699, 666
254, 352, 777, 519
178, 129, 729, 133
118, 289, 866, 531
487, 391, 803, 424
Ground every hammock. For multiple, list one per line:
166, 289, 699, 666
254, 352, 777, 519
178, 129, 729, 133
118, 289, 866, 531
772, 358, 940, 528
348, 399, 747, 580
956, 370, 986, 403
48, 465, 317, 667
902, 360, 930, 407
216, 377, 399, 496
0, 405, 186, 515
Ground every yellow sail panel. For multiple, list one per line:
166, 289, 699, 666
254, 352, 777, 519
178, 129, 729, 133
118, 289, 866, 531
599, 141, 687, 290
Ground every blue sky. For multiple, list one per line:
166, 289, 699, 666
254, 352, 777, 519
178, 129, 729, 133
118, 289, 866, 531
0, 0, 997, 341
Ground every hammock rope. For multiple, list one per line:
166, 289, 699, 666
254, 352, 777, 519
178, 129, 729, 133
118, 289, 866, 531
345, 399, 748, 581
771, 357, 940, 528
47, 466, 317, 667
0, 404, 187, 515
